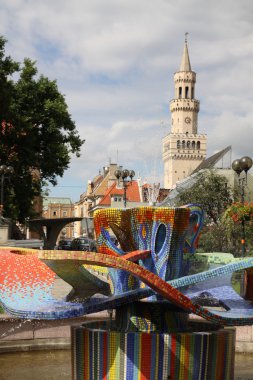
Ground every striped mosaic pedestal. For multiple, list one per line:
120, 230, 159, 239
71, 321, 235, 380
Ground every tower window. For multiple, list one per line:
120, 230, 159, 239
182, 140, 186, 149
187, 141, 190, 148
179, 87, 182, 99
177, 140, 180, 148
191, 87, 194, 99
185, 86, 189, 99
192, 141, 196, 149
197, 141, 200, 149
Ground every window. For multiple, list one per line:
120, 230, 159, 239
177, 140, 180, 148
179, 87, 182, 98
62, 211, 67, 217
197, 141, 200, 149
191, 87, 194, 99
182, 140, 186, 149
113, 196, 122, 202
185, 86, 189, 98
187, 141, 190, 148
53, 211, 57, 216
143, 189, 149, 202
192, 141, 196, 149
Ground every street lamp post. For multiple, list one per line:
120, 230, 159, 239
114, 168, 135, 208
232, 156, 253, 256
0, 165, 14, 216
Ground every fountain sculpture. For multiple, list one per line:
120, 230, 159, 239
1, 205, 253, 379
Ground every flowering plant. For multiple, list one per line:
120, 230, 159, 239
224, 202, 253, 223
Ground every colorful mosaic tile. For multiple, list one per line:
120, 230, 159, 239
1, 205, 253, 326
0, 249, 85, 319
1, 205, 252, 379
93, 205, 204, 297
72, 321, 235, 380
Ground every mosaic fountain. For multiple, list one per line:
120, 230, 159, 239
1, 205, 253, 379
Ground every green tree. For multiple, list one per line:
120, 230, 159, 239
222, 202, 253, 256
0, 36, 84, 222
176, 170, 233, 224
175, 170, 235, 252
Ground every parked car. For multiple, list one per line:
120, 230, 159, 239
70, 237, 98, 252
57, 238, 72, 250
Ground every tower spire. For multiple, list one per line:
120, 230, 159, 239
180, 33, 191, 71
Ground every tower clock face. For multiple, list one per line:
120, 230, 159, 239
185, 117, 191, 124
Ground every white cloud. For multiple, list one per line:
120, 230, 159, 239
1, 0, 253, 200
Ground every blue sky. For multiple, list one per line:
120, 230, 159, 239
1, 0, 253, 201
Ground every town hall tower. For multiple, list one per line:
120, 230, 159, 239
162, 36, 207, 189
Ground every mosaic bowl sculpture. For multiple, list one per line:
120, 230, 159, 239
1, 205, 253, 379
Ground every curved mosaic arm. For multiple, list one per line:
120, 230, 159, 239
80, 256, 253, 315
0, 248, 149, 320
2, 247, 253, 325
0, 248, 85, 319
77, 251, 253, 326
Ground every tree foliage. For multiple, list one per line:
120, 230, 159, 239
0, 36, 84, 222
222, 202, 253, 256
175, 170, 234, 224
175, 170, 237, 253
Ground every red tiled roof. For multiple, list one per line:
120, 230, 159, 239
99, 180, 141, 206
